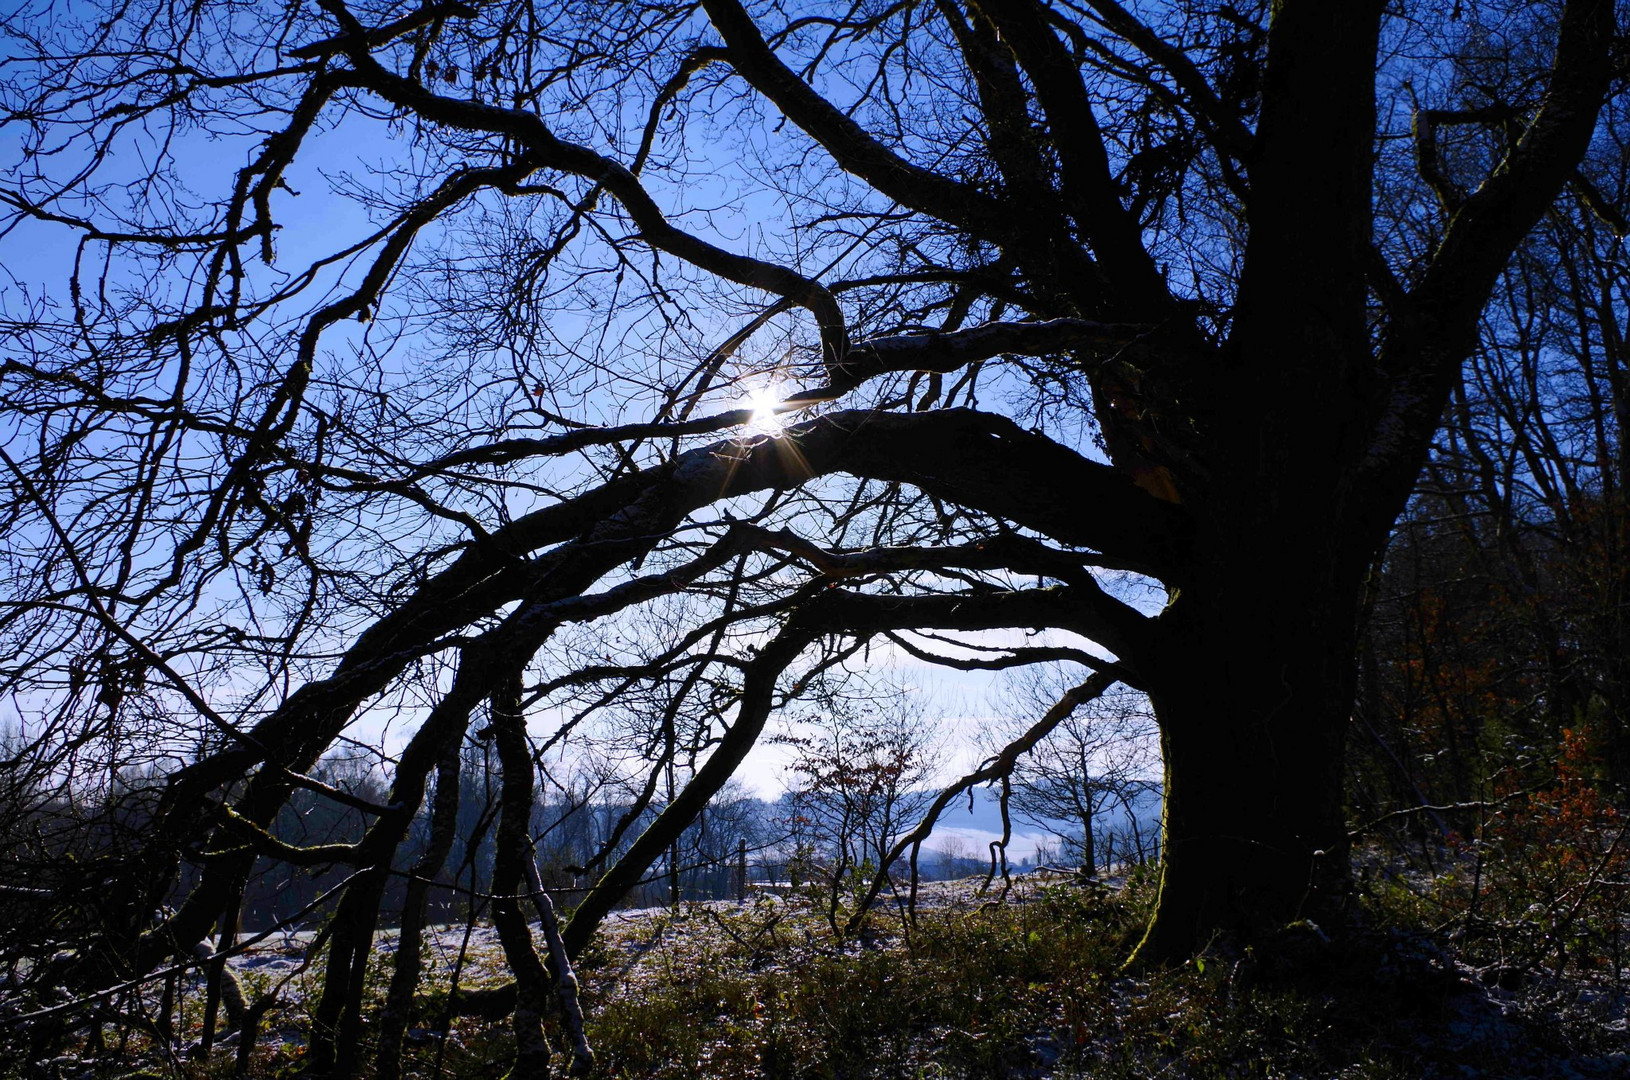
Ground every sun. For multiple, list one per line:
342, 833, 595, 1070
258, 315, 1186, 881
741, 384, 788, 436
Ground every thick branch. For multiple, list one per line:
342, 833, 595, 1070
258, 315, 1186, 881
145, 407, 1174, 971
1359, 0, 1614, 514
980, 2, 1173, 314
699, 0, 1011, 243
799, 318, 1149, 402
185, 408, 1179, 786
288, 0, 478, 59
1075, 0, 1256, 158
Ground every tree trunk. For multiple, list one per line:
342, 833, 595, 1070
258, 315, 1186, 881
307, 867, 389, 1076
375, 741, 462, 1080
1078, 813, 1096, 878
489, 674, 555, 1078
1133, 515, 1369, 962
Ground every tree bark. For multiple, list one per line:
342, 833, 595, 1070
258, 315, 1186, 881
375, 740, 462, 1080
1132, 446, 1374, 962
1135, 576, 1362, 960
1080, 818, 1097, 877
489, 673, 555, 1078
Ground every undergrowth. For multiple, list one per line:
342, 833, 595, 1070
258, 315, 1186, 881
15, 865, 1630, 1079
560, 866, 1627, 1080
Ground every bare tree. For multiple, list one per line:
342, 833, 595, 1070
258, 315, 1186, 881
777, 678, 936, 927
0, 0, 1621, 1069
934, 834, 974, 881
996, 674, 1158, 876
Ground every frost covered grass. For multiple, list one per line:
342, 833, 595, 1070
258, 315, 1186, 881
14, 865, 1630, 1078
577, 873, 1144, 1078
574, 868, 1630, 1079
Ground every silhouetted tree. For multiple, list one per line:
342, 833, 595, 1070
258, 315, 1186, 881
0, 1, 1622, 1070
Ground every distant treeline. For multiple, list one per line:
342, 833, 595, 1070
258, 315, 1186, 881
1, 738, 1160, 940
